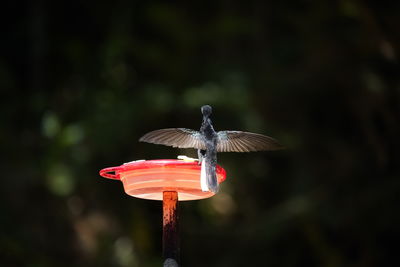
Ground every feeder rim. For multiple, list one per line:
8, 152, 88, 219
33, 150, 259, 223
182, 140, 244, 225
99, 159, 226, 182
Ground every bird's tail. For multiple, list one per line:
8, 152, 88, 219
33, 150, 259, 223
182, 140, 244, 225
200, 158, 219, 193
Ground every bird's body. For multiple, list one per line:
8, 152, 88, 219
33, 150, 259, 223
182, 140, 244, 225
198, 105, 218, 192
139, 105, 283, 193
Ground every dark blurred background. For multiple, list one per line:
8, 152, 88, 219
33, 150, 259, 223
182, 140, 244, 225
1, 0, 399, 266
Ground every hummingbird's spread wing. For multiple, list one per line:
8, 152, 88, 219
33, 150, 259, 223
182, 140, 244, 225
139, 128, 206, 150
216, 131, 284, 152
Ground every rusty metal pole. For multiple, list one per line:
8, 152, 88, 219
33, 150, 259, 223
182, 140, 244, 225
162, 191, 179, 266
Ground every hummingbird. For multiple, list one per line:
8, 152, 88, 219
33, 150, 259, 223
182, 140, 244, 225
139, 105, 283, 193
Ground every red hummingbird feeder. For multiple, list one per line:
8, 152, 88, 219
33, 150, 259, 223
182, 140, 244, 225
99, 157, 227, 265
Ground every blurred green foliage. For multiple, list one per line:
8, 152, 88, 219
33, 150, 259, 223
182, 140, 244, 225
1, 0, 399, 266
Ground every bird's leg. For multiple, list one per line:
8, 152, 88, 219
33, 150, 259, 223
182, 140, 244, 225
197, 149, 202, 165
197, 149, 205, 165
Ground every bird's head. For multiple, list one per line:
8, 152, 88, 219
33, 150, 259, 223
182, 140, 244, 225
201, 105, 212, 117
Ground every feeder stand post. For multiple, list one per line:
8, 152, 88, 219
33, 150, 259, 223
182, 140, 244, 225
163, 191, 179, 265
